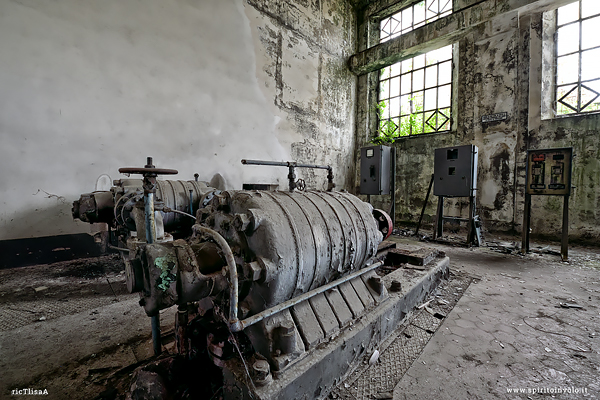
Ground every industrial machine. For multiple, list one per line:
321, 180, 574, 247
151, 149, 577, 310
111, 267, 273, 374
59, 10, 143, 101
73, 157, 414, 399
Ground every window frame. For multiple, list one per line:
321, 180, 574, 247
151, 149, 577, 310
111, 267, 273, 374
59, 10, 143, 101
553, 0, 600, 117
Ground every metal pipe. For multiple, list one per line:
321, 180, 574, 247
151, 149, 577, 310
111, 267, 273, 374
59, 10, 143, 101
107, 244, 130, 253
151, 314, 161, 356
229, 260, 383, 332
162, 207, 196, 221
242, 159, 331, 170
189, 190, 193, 215
192, 225, 239, 327
145, 192, 156, 243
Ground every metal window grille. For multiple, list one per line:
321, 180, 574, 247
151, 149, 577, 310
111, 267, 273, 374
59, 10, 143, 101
555, 0, 600, 115
377, 45, 453, 137
380, 0, 452, 43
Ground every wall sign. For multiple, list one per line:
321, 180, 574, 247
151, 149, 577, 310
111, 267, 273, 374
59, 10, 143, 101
481, 112, 508, 123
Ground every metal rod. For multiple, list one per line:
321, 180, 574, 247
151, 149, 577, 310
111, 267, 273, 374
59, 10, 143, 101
151, 314, 161, 356
192, 225, 239, 327
230, 261, 383, 332
561, 195, 569, 261
242, 159, 331, 170
241, 159, 334, 191
415, 173, 434, 236
521, 194, 532, 254
145, 194, 156, 243
163, 207, 196, 220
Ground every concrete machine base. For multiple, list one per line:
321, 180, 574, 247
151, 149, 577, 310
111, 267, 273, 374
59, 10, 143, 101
224, 254, 450, 400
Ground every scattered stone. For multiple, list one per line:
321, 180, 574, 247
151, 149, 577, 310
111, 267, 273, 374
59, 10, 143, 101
560, 303, 583, 309
545, 347, 552, 352
373, 393, 393, 400
34, 286, 48, 292
38, 316, 46, 321
369, 350, 380, 365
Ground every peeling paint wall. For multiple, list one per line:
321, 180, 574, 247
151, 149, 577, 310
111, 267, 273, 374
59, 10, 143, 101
0, 0, 356, 241
354, 0, 600, 243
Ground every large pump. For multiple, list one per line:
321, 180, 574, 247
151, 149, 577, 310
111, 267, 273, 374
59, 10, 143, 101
73, 157, 397, 399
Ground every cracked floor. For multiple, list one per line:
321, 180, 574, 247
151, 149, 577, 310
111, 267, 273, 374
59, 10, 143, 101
390, 235, 600, 400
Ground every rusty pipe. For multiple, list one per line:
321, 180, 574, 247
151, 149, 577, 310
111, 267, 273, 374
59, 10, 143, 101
192, 225, 239, 328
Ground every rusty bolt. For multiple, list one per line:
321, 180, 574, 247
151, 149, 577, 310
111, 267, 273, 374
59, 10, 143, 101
247, 261, 262, 281
253, 360, 271, 385
279, 320, 295, 335
367, 276, 383, 295
234, 213, 251, 232
390, 280, 402, 292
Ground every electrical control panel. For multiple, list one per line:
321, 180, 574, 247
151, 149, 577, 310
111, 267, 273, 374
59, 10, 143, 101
526, 148, 572, 196
360, 145, 391, 195
434, 144, 478, 197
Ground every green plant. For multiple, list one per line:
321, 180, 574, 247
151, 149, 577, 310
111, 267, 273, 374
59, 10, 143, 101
371, 96, 424, 144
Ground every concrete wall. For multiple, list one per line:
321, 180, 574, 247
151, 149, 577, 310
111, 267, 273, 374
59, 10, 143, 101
353, 0, 600, 243
0, 0, 356, 241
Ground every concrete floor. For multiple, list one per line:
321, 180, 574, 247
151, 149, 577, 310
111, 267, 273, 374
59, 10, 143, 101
391, 235, 600, 400
1, 234, 599, 399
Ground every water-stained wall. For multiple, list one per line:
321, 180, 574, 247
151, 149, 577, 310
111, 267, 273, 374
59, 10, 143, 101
0, 0, 356, 241
353, 0, 600, 243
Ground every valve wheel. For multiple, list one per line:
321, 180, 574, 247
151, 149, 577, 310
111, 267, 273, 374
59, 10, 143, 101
119, 157, 178, 176
373, 209, 393, 240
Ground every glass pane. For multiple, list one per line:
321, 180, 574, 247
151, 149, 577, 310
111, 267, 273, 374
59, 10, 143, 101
426, 49, 439, 65
556, 84, 578, 115
439, 61, 452, 84
401, 74, 412, 95
438, 84, 451, 108
582, 79, 600, 111
390, 77, 400, 97
557, 53, 579, 85
425, 65, 438, 88
436, 45, 453, 61
582, 48, 600, 80
582, 17, 600, 50
381, 99, 390, 119
557, 23, 580, 56
412, 113, 424, 134
379, 79, 390, 100
401, 59, 413, 74
389, 97, 401, 117
413, 69, 425, 91
414, 1, 426, 25
558, 1, 580, 26
412, 90, 424, 111
424, 88, 437, 110
400, 95, 412, 115
440, 0, 452, 13
427, 0, 438, 15
582, 0, 600, 19
380, 17, 391, 37
413, 54, 426, 70
380, 67, 390, 80
390, 17, 401, 35
439, 108, 451, 130
390, 62, 401, 77
424, 111, 436, 133
402, 8, 413, 32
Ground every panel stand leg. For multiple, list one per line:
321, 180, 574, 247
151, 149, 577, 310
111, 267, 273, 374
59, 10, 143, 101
561, 195, 569, 261
151, 314, 162, 356
467, 196, 474, 247
434, 196, 444, 239
521, 194, 531, 254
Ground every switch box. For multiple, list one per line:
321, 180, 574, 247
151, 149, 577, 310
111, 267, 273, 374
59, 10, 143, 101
360, 145, 391, 195
434, 144, 478, 197
525, 148, 572, 195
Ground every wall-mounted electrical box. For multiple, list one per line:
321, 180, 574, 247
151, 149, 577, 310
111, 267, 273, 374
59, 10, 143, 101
525, 148, 573, 196
360, 145, 391, 195
434, 144, 478, 197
